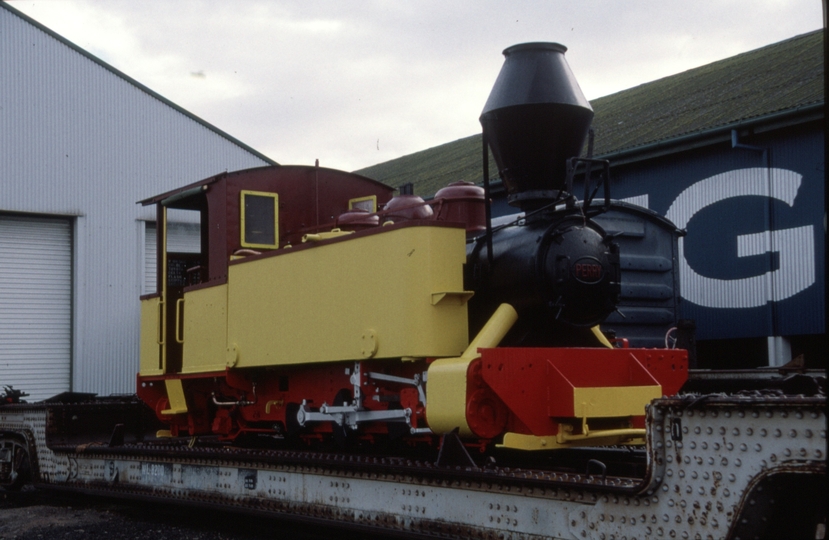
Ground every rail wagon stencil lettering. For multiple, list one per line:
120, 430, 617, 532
666, 167, 815, 308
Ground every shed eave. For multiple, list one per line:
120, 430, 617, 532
596, 101, 825, 164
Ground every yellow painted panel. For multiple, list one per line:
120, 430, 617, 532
425, 356, 473, 436
161, 379, 188, 415
572, 385, 662, 418
227, 225, 470, 367
426, 304, 518, 437
500, 429, 646, 451
180, 285, 228, 374
139, 296, 162, 376
500, 432, 559, 450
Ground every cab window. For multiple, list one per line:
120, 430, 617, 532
241, 190, 278, 249
349, 195, 377, 212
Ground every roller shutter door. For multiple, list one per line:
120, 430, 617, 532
0, 215, 72, 402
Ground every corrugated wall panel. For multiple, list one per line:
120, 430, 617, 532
605, 121, 824, 341
1, 6, 274, 396
0, 215, 71, 401
143, 222, 201, 295
765, 130, 825, 336
144, 223, 156, 296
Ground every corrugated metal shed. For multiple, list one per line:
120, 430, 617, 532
604, 121, 825, 366
0, 4, 276, 399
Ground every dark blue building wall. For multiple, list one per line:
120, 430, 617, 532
597, 119, 824, 340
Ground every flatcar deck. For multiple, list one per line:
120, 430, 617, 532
2, 377, 824, 540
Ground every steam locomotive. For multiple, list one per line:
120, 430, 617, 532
136, 42, 687, 453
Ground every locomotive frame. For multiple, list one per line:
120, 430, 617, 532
134, 163, 687, 451
130, 41, 689, 453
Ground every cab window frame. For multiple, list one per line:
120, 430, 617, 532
240, 190, 279, 249
348, 195, 378, 212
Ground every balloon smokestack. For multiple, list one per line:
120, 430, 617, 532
480, 43, 593, 211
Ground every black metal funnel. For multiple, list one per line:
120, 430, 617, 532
480, 42, 593, 210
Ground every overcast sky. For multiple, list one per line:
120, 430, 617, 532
8, 0, 824, 172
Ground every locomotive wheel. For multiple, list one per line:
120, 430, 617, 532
0, 436, 31, 491
331, 389, 354, 450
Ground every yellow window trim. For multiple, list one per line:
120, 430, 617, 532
348, 195, 377, 212
240, 190, 279, 249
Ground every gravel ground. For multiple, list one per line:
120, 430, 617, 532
0, 487, 391, 540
